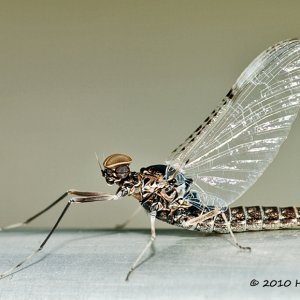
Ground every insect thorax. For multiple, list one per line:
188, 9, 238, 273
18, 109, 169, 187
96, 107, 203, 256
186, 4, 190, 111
134, 165, 207, 227
116, 165, 222, 231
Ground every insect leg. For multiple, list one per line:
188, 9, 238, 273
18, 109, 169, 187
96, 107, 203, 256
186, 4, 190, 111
125, 211, 156, 281
0, 191, 119, 279
221, 212, 251, 251
0, 190, 116, 231
0, 201, 71, 279
182, 208, 221, 228
115, 206, 143, 230
0, 192, 69, 231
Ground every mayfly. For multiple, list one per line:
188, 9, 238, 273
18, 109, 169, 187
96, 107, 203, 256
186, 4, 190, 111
1, 39, 300, 281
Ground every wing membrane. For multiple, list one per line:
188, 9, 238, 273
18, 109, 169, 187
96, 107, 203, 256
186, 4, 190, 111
167, 39, 300, 209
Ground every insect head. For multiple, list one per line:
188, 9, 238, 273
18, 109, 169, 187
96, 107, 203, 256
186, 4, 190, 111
102, 154, 132, 185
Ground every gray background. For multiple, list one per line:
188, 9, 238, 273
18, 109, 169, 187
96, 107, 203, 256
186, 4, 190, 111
1, 0, 300, 229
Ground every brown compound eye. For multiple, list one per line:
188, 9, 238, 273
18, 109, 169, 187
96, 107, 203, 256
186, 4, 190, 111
115, 165, 130, 179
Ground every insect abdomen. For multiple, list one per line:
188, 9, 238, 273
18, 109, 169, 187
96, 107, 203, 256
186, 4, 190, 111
212, 206, 300, 233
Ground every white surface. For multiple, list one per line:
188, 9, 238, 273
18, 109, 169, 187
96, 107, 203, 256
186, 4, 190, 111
0, 229, 300, 300
1, 0, 300, 229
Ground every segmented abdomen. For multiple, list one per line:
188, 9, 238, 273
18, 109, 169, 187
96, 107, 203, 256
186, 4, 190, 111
195, 206, 300, 233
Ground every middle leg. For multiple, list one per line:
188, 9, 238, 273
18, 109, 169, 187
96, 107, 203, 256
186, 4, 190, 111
125, 211, 157, 281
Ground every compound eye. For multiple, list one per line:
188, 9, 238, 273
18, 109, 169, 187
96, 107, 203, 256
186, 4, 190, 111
115, 165, 130, 179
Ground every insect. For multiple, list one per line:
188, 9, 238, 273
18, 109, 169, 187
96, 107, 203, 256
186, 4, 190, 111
1, 38, 300, 281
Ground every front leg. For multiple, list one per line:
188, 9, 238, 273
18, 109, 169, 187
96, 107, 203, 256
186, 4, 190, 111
68, 189, 119, 202
0, 190, 121, 279
0, 190, 119, 231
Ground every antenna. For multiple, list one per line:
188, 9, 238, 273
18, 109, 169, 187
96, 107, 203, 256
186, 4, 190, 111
95, 152, 104, 172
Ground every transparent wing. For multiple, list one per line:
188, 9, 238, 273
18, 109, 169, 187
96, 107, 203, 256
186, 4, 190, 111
166, 39, 300, 209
